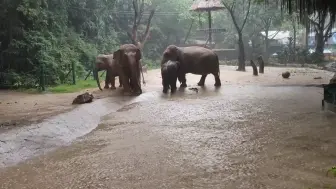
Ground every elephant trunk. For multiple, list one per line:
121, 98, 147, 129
94, 68, 103, 91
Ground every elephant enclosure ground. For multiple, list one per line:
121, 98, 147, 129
0, 66, 334, 131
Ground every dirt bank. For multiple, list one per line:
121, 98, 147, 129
0, 66, 333, 131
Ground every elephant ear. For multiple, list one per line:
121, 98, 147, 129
175, 46, 183, 63
113, 49, 125, 64
135, 48, 142, 61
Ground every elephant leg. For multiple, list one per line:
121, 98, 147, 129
119, 73, 132, 95
178, 73, 187, 88
118, 76, 123, 87
162, 78, 169, 94
130, 68, 142, 95
213, 72, 221, 87
104, 71, 110, 89
110, 76, 116, 90
170, 75, 178, 93
197, 74, 207, 86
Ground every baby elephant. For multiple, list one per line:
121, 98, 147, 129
161, 60, 180, 94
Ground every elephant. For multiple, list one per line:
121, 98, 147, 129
112, 44, 143, 95
161, 60, 179, 94
160, 45, 221, 88
94, 54, 122, 91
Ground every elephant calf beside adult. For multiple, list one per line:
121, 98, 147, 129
161, 60, 180, 94
161, 45, 221, 88
94, 54, 122, 91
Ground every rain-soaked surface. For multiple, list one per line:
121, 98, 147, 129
0, 96, 132, 167
1, 82, 336, 188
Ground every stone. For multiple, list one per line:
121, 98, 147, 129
72, 92, 94, 104
282, 71, 290, 79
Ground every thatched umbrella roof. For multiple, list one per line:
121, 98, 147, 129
190, 0, 225, 12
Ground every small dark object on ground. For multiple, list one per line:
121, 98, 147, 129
314, 76, 322, 79
257, 56, 265, 74
72, 92, 94, 104
188, 87, 198, 93
250, 60, 258, 76
282, 71, 290, 79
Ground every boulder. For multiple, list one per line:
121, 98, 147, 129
72, 92, 94, 104
282, 71, 290, 79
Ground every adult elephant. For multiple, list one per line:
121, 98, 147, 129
112, 44, 144, 95
161, 45, 221, 87
94, 54, 122, 91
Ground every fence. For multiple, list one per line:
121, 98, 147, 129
0, 61, 100, 91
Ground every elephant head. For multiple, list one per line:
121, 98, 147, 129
161, 45, 183, 65
113, 46, 142, 95
94, 54, 113, 91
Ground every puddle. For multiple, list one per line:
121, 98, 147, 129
0, 97, 129, 168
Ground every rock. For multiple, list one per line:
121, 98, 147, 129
282, 71, 290, 79
314, 76, 322, 79
72, 92, 94, 104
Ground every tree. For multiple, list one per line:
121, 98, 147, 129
112, 0, 157, 50
309, 9, 334, 58
251, 3, 283, 62
222, 0, 252, 71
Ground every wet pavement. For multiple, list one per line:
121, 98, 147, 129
0, 96, 131, 168
1, 82, 336, 188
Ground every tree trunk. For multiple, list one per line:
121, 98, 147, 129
237, 32, 246, 71
258, 56, 265, 74
315, 27, 324, 55
305, 13, 310, 49
250, 60, 258, 76
264, 30, 269, 63
293, 23, 296, 62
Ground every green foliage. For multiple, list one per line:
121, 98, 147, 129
0, 0, 120, 89
0, 0, 308, 91
48, 79, 99, 93
326, 166, 336, 177
0, 0, 199, 90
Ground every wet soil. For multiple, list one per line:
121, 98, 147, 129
0, 66, 335, 189
0, 66, 332, 132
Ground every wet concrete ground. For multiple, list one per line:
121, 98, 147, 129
1, 82, 336, 188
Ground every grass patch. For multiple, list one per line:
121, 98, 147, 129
48, 79, 98, 93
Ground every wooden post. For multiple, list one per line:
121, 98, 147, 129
40, 63, 45, 91
257, 56, 265, 74
100, 70, 106, 78
85, 70, 92, 80
71, 61, 76, 85
250, 60, 258, 76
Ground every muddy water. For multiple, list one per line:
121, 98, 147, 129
1, 84, 336, 189
0, 96, 134, 168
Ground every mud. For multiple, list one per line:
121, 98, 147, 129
0, 66, 336, 189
